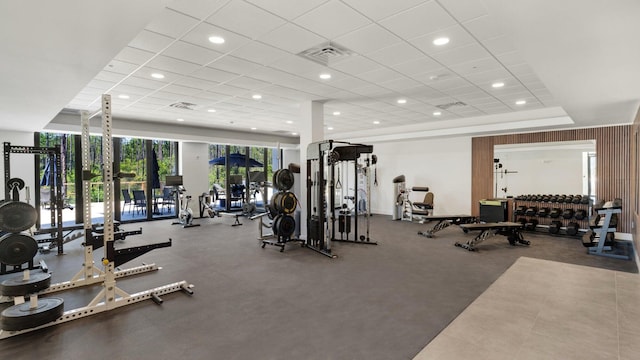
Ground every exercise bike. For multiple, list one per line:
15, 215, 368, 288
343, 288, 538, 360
171, 185, 200, 228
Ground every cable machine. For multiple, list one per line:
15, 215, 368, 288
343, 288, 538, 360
306, 140, 377, 258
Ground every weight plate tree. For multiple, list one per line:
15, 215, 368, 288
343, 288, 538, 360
260, 168, 302, 252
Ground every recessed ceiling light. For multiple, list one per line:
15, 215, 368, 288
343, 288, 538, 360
252, 94, 262, 100
332, 111, 340, 116
327, 127, 334, 130
492, 82, 505, 88
515, 100, 527, 105
373, 121, 380, 124
433, 37, 450, 46
151, 73, 165, 79
319, 73, 331, 80
176, 118, 184, 122
397, 99, 407, 104
251, 127, 257, 130
433, 111, 442, 116
118, 94, 130, 99
208, 36, 225, 44
286, 120, 293, 124
207, 109, 216, 113
292, 132, 298, 135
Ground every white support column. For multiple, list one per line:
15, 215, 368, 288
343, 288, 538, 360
299, 101, 325, 240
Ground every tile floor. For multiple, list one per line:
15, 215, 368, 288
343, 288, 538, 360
413, 257, 640, 360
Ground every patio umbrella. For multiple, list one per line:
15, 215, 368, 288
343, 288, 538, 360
40, 158, 54, 186
208, 153, 263, 167
152, 151, 161, 189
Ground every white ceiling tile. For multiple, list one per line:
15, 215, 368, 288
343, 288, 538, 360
294, 0, 371, 39
247, 0, 329, 20
349, 84, 389, 97
229, 41, 289, 66
128, 30, 175, 53
137, 97, 174, 106
268, 54, 326, 76
163, 84, 203, 96
208, 84, 253, 97
182, 22, 251, 53
462, 68, 512, 85
438, 0, 488, 22
95, 71, 127, 83
365, 42, 425, 67
410, 24, 477, 55
225, 76, 272, 91
146, 55, 202, 75
103, 59, 140, 75
173, 76, 219, 90
481, 36, 517, 56
508, 63, 536, 77
211, 55, 262, 75
496, 51, 526, 67
122, 75, 166, 89
145, 8, 200, 39
329, 55, 381, 75
112, 84, 154, 96
167, 0, 228, 20
430, 43, 492, 67
357, 67, 403, 84
206, 1, 286, 39
191, 67, 239, 83
163, 41, 223, 66
151, 91, 186, 101
428, 76, 470, 91
379, 76, 423, 92
114, 46, 156, 65
85, 79, 117, 91
391, 58, 443, 77
341, 0, 427, 21
261, 84, 311, 100
448, 57, 503, 76
463, 14, 504, 41
334, 24, 402, 55
379, 1, 456, 40
259, 23, 327, 54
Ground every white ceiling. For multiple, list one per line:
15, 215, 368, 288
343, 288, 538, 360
1, 0, 639, 144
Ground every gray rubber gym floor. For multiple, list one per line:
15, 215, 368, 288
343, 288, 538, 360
0, 215, 637, 359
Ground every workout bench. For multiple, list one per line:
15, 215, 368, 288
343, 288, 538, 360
456, 222, 530, 251
417, 215, 477, 238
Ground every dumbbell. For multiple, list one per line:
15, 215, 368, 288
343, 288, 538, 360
549, 220, 562, 234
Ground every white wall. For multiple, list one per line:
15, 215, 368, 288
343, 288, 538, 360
495, 148, 585, 197
366, 136, 472, 216
179, 142, 210, 206
0, 131, 37, 203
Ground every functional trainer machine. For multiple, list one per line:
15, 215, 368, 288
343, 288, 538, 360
0, 95, 193, 338
456, 222, 530, 251
417, 215, 478, 238
306, 140, 377, 258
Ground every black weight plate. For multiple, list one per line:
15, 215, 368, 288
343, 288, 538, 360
0, 233, 38, 266
273, 214, 295, 238
273, 169, 294, 191
549, 221, 562, 234
271, 192, 297, 215
0, 201, 38, 233
1, 272, 52, 297
1, 297, 64, 331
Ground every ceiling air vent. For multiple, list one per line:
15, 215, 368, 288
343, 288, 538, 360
435, 101, 467, 110
298, 42, 353, 66
169, 102, 197, 110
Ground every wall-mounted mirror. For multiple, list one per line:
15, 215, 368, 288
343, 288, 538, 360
494, 140, 596, 199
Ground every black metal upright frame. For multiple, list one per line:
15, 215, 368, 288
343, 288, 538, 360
4, 142, 64, 254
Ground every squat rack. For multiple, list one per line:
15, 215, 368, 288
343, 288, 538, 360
0, 95, 193, 339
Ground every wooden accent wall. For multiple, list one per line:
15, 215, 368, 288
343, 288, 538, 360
472, 125, 633, 233
632, 108, 640, 252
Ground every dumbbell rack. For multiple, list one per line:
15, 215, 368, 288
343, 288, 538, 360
512, 198, 590, 237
